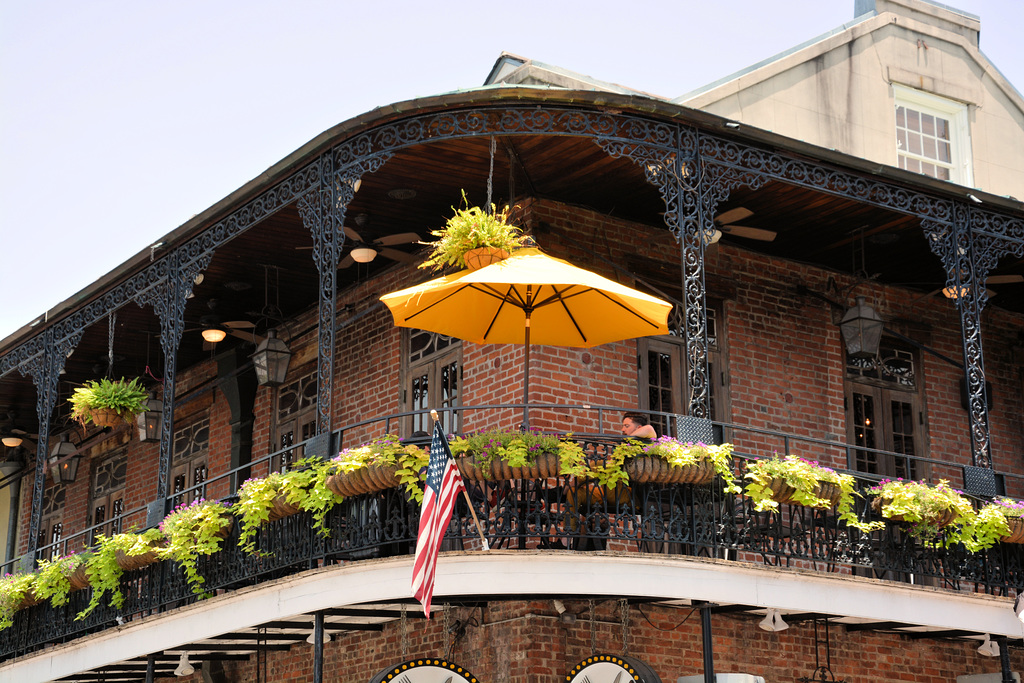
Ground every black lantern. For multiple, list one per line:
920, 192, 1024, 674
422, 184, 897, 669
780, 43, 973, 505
137, 391, 163, 442
840, 296, 884, 359
252, 329, 292, 387
49, 434, 81, 484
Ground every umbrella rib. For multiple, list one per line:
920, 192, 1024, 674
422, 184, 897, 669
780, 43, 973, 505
590, 289, 665, 328
548, 285, 588, 344
481, 284, 518, 341
401, 284, 475, 322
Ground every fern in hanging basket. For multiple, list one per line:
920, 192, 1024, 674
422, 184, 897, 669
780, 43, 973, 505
419, 190, 528, 271
68, 377, 149, 427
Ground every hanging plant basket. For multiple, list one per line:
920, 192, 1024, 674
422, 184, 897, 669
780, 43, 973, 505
115, 548, 162, 573
326, 464, 400, 498
89, 408, 125, 428
625, 456, 716, 485
767, 478, 843, 508
68, 563, 91, 592
1001, 517, 1024, 544
267, 494, 303, 523
871, 497, 958, 528
463, 247, 509, 270
456, 451, 559, 481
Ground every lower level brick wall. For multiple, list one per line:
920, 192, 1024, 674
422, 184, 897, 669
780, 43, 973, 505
197, 600, 1018, 683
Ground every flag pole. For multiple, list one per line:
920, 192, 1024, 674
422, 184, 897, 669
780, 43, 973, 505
431, 409, 490, 551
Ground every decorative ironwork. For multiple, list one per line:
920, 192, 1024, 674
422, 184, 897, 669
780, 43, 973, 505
17, 326, 82, 556
923, 206, 992, 467
6, 442, 1024, 660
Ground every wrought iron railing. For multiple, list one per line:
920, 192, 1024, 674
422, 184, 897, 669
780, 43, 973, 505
4, 405, 1022, 661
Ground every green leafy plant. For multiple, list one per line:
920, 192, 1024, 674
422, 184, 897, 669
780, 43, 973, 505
743, 455, 881, 533
869, 479, 978, 548
332, 435, 428, 501
419, 191, 528, 271
447, 429, 585, 480
68, 376, 149, 426
610, 437, 741, 493
160, 499, 233, 595
33, 552, 90, 608
969, 498, 1024, 550
233, 459, 344, 555
0, 573, 37, 630
78, 528, 165, 619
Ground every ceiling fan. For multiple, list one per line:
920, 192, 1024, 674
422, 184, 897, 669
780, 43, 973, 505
0, 412, 37, 449
339, 225, 421, 269
911, 274, 1024, 303
184, 299, 261, 349
712, 208, 777, 242
296, 214, 421, 268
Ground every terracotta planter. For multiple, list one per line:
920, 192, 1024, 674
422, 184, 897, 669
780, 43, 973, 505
625, 456, 716, 485
115, 540, 166, 572
871, 497, 958, 528
89, 408, 125, 428
326, 464, 400, 497
457, 451, 559, 481
766, 478, 843, 508
267, 494, 302, 523
68, 563, 91, 591
463, 247, 509, 270
1001, 517, 1024, 544
213, 517, 235, 539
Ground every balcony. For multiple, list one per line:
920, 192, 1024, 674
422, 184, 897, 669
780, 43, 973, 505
3, 404, 1022, 680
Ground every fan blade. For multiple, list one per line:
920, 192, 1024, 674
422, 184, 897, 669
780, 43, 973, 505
720, 224, 777, 241
989, 275, 1023, 284
343, 226, 364, 242
338, 253, 355, 269
226, 328, 260, 344
378, 247, 420, 264
715, 207, 754, 225
223, 320, 255, 329
374, 232, 420, 247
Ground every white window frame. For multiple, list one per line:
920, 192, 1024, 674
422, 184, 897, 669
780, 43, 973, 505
892, 84, 973, 187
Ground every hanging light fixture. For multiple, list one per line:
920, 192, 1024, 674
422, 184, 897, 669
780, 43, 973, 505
173, 652, 195, 677
306, 629, 332, 644
1, 434, 22, 448
350, 246, 378, 263
977, 633, 1000, 657
839, 296, 884, 359
48, 434, 81, 484
758, 608, 789, 632
201, 325, 227, 343
136, 391, 163, 442
251, 329, 292, 387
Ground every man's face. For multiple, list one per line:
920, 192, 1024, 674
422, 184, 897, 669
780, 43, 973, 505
622, 418, 640, 436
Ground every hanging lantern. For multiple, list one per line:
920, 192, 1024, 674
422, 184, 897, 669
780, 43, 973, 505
840, 296, 884, 359
49, 434, 81, 484
137, 391, 163, 442
252, 329, 292, 387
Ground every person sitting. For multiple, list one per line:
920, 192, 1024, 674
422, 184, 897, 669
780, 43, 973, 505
622, 412, 657, 440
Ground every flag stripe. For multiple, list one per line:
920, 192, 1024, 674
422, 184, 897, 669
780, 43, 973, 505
411, 421, 466, 617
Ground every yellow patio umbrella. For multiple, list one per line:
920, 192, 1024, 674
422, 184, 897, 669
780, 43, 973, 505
380, 248, 672, 427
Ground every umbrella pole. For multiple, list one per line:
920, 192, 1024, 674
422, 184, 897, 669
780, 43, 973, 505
523, 313, 531, 430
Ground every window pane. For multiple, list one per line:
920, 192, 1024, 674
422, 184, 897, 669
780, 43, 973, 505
895, 106, 906, 127
921, 113, 935, 137
907, 109, 921, 132
922, 136, 936, 160
937, 141, 951, 163
907, 132, 922, 155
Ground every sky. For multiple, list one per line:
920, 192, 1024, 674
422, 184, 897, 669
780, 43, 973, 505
1, 0, 1021, 342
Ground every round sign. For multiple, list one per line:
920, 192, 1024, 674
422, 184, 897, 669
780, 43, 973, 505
370, 659, 481, 683
565, 654, 662, 683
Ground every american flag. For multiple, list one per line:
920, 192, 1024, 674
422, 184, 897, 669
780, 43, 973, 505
411, 420, 466, 618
